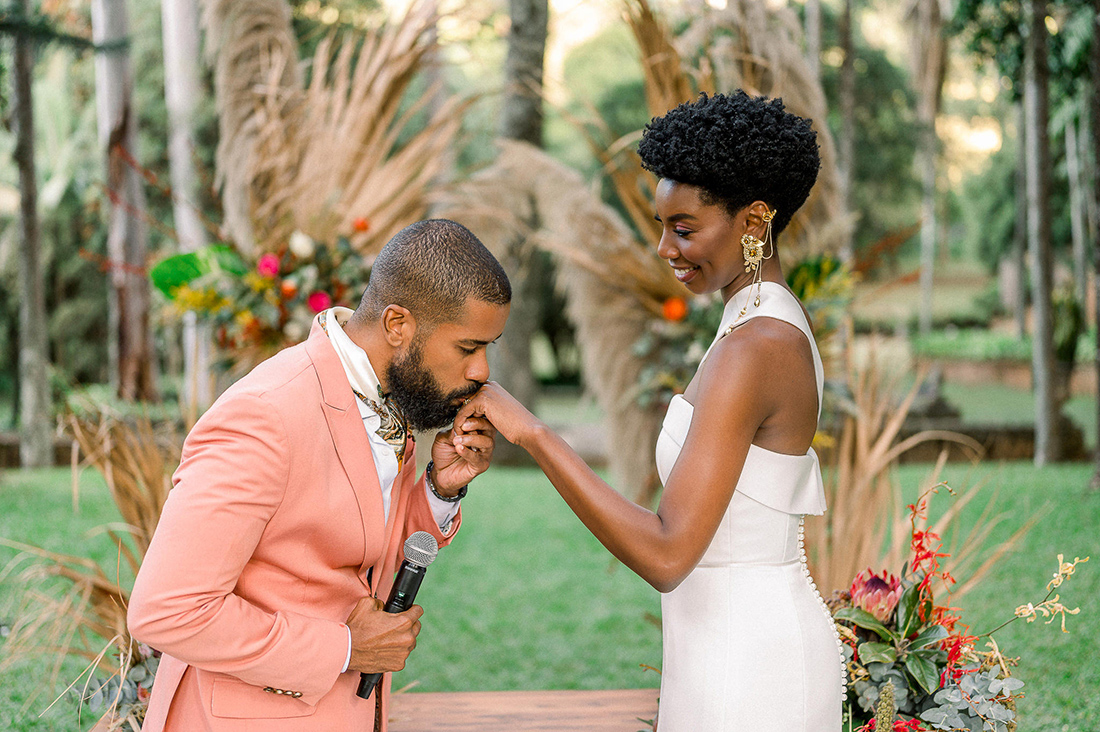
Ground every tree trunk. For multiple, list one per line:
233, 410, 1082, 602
838, 0, 855, 265
1090, 0, 1100, 487
13, 0, 54, 468
1014, 103, 1029, 339
500, 0, 547, 146
161, 0, 212, 420
493, 0, 548, 464
1024, 0, 1058, 465
1067, 117, 1089, 307
908, 0, 947, 336
92, 0, 156, 402
805, 0, 821, 83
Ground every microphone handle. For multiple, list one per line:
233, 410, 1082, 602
355, 561, 428, 700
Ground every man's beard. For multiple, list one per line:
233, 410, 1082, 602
386, 341, 481, 432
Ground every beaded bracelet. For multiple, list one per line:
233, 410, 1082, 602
425, 460, 467, 502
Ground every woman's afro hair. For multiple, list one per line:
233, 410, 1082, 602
637, 91, 820, 236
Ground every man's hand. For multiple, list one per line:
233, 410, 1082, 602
430, 415, 496, 496
346, 597, 423, 674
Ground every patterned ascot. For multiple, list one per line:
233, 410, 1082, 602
319, 309, 408, 468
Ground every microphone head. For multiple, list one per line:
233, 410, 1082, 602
403, 531, 439, 568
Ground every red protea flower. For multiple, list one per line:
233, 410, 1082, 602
850, 568, 903, 623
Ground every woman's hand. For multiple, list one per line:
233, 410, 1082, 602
452, 381, 542, 448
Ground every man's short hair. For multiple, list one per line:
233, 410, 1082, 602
355, 219, 511, 329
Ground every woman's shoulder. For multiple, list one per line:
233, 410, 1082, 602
697, 315, 815, 401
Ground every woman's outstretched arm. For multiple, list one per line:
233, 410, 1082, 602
453, 331, 782, 592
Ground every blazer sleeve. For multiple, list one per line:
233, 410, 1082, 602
127, 392, 348, 706
406, 470, 462, 548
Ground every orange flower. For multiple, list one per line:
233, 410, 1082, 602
280, 280, 299, 300
352, 217, 370, 233
662, 297, 688, 322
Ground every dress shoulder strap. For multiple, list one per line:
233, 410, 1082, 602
702, 282, 824, 418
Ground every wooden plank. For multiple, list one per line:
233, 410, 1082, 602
388, 689, 659, 732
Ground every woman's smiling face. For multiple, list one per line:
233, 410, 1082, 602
654, 178, 744, 297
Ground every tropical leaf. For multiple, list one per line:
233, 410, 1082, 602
908, 623, 949, 650
858, 641, 898, 664
905, 650, 941, 695
834, 607, 899, 642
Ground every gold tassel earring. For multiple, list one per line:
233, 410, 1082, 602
733, 208, 776, 323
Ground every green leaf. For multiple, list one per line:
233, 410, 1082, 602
207, 244, 248, 276
897, 583, 922, 637
857, 641, 897, 664
148, 245, 247, 298
909, 624, 949, 650
905, 651, 941, 695
834, 607, 899, 642
149, 252, 205, 297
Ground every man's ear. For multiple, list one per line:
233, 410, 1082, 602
380, 305, 417, 348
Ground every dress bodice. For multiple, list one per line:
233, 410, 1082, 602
654, 282, 827, 566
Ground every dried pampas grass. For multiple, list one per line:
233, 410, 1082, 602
200, 0, 300, 255
201, 0, 463, 257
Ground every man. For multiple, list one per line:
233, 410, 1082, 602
128, 219, 511, 731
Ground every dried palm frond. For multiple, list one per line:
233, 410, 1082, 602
805, 350, 1028, 602
0, 413, 178, 721
65, 414, 178, 556
202, 0, 463, 258
0, 536, 139, 722
625, 0, 692, 117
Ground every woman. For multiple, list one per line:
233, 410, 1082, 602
454, 91, 845, 731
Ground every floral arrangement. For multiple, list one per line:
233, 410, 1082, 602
633, 254, 854, 408
150, 227, 370, 371
831, 488, 1088, 732
79, 645, 160, 731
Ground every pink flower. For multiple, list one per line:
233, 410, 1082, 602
850, 568, 903, 623
307, 291, 332, 313
257, 253, 280, 278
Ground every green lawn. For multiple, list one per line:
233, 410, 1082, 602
1, 461, 1098, 730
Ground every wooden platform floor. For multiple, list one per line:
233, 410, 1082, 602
388, 688, 659, 731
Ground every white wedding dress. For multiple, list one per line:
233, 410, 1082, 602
654, 282, 845, 731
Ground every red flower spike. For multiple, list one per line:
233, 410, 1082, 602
352, 217, 370, 233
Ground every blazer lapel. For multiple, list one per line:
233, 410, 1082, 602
305, 318, 385, 573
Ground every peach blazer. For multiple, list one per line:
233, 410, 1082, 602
128, 318, 459, 731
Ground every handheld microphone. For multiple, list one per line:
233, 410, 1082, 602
356, 531, 439, 700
